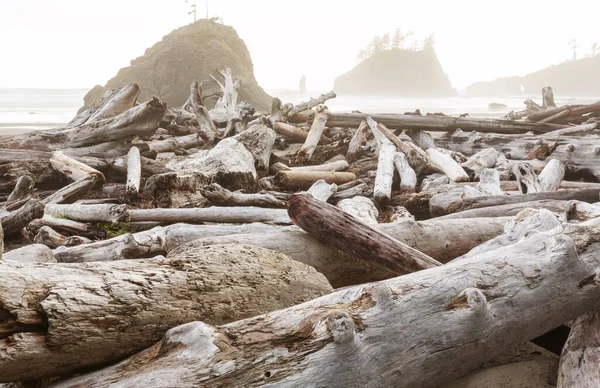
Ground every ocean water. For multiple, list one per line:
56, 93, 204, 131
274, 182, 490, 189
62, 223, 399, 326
0, 88, 598, 135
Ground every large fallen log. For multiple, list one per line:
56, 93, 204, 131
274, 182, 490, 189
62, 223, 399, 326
288, 194, 441, 274
0, 199, 44, 236
327, 112, 565, 134
434, 199, 571, 220
0, 244, 332, 382
52, 212, 600, 388
199, 183, 286, 208
45, 203, 128, 223
68, 83, 140, 127
1, 97, 166, 151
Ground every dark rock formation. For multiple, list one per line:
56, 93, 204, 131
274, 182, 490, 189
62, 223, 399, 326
466, 56, 600, 97
334, 49, 455, 96
79, 20, 272, 113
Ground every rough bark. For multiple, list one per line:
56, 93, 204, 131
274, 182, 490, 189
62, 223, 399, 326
296, 105, 330, 163
199, 183, 286, 208
557, 310, 600, 387
275, 170, 357, 191
330, 182, 373, 202
0, 149, 67, 192
513, 161, 542, 193
289, 194, 441, 275
461, 168, 504, 198
0, 244, 332, 382
128, 207, 291, 225
233, 124, 276, 170
1, 98, 166, 151
52, 211, 600, 388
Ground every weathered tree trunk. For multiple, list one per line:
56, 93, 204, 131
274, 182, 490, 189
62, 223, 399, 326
328, 112, 564, 134
209, 68, 241, 122
2, 244, 55, 263
289, 160, 349, 172
460, 148, 505, 179
461, 168, 504, 198
25, 214, 106, 240
539, 159, 565, 192
289, 194, 441, 275
127, 207, 291, 225
125, 146, 141, 196
199, 183, 286, 207
0, 149, 67, 192
513, 162, 542, 194
0, 244, 332, 382
49, 151, 105, 183
557, 310, 600, 387
374, 143, 396, 204
275, 170, 357, 190
69, 83, 140, 126
45, 203, 127, 223
427, 148, 469, 182
287, 90, 336, 118
434, 199, 570, 220
233, 124, 276, 170
52, 211, 600, 388
1, 98, 166, 151
296, 105, 330, 163
346, 120, 368, 162
394, 152, 417, 193
0, 199, 44, 236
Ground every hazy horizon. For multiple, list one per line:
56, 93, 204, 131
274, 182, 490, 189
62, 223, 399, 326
0, 0, 598, 91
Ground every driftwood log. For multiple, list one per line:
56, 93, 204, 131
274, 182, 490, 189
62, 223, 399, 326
0, 244, 332, 382
52, 210, 600, 387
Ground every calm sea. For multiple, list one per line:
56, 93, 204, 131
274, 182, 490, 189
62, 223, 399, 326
0, 88, 598, 135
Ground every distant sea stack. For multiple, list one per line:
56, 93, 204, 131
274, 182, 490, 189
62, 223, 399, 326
80, 20, 272, 113
466, 55, 600, 97
334, 49, 455, 96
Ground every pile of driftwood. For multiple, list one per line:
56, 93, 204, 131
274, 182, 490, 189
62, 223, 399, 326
1, 73, 600, 387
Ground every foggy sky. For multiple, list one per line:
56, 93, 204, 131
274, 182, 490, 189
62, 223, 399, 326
0, 0, 598, 91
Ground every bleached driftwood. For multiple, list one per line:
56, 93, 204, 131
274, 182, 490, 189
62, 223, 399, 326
125, 146, 141, 196
2, 174, 35, 211
148, 133, 204, 153
2, 244, 55, 263
434, 199, 570, 220
41, 175, 98, 205
346, 120, 368, 162
209, 68, 240, 122
460, 148, 505, 179
337, 196, 379, 225
68, 83, 140, 127
289, 160, 349, 172
127, 207, 291, 225
50, 151, 105, 183
287, 90, 336, 118
513, 162, 542, 194
199, 183, 286, 208
33, 226, 92, 248
25, 214, 106, 240
306, 180, 337, 202
296, 105, 330, 163
52, 210, 600, 388
0, 244, 332, 382
233, 124, 276, 170
1, 97, 166, 151
45, 203, 127, 223
394, 152, 417, 193
273, 121, 308, 142
462, 169, 504, 198
330, 182, 373, 202
289, 194, 440, 275
427, 148, 470, 182
0, 199, 44, 236
374, 143, 396, 204
539, 159, 565, 192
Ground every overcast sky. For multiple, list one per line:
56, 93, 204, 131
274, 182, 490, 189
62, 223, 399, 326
0, 0, 598, 91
